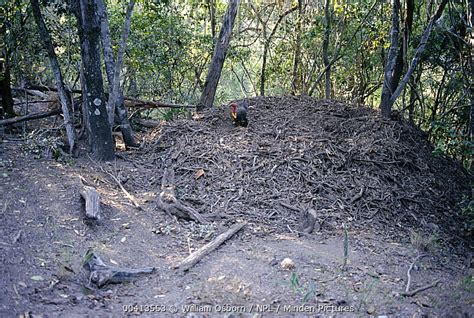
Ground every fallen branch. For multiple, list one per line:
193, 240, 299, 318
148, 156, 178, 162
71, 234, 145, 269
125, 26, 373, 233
175, 222, 246, 271
405, 254, 427, 293
401, 254, 439, 296
15, 84, 81, 94
279, 201, 302, 212
137, 119, 161, 128
12, 87, 50, 99
83, 249, 155, 287
401, 280, 440, 297
349, 187, 365, 204
157, 167, 207, 223
0, 109, 61, 126
101, 167, 142, 210
124, 97, 195, 109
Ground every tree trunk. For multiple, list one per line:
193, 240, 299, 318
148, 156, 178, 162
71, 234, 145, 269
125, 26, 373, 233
76, 0, 115, 161
390, 0, 414, 93
380, 0, 400, 118
31, 0, 76, 153
391, 0, 415, 92
207, 0, 216, 40
291, 0, 303, 95
197, 0, 240, 111
97, 0, 137, 148
97, 0, 138, 148
380, 0, 447, 118
389, 0, 447, 105
469, 0, 474, 171
105, 0, 134, 127
260, 43, 268, 96
408, 67, 422, 123
322, 0, 331, 99
0, 47, 15, 118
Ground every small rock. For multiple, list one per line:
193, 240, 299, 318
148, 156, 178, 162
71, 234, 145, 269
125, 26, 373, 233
367, 306, 376, 315
281, 258, 295, 270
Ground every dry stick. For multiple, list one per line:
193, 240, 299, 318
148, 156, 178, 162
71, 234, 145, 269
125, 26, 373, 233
0, 109, 61, 126
279, 201, 301, 212
157, 167, 207, 223
402, 253, 440, 297
401, 280, 440, 297
124, 97, 195, 109
175, 222, 247, 271
349, 187, 365, 204
405, 254, 426, 293
99, 166, 142, 210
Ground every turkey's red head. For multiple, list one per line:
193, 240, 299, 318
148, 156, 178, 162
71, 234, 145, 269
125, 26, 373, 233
229, 103, 238, 118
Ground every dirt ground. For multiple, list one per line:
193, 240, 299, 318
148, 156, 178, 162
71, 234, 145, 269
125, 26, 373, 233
0, 96, 473, 317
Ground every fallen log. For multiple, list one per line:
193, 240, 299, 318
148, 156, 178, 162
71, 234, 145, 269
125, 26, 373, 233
157, 167, 207, 223
12, 87, 50, 99
124, 97, 195, 109
137, 119, 161, 128
83, 249, 155, 287
16, 84, 194, 109
0, 109, 61, 126
80, 185, 101, 220
15, 84, 82, 94
175, 222, 247, 271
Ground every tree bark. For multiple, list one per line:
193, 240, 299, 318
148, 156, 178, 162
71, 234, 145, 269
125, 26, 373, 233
104, 0, 134, 127
31, 0, 77, 153
197, 0, 240, 111
380, 0, 447, 118
0, 48, 15, 118
76, 0, 115, 161
379, 0, 401, 118
97, 0, 138, 148
469, 0, 474, 171
390, 0, 414, 93
389, 0, 448, 105
291, 0, 303, 95
207, 0, 216, 40
322, 0, 331, 99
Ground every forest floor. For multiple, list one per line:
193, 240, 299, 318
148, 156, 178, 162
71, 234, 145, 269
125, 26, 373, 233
0, 96, 473, 317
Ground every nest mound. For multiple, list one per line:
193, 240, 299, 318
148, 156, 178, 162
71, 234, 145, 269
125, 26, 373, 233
139, 95, 470, 243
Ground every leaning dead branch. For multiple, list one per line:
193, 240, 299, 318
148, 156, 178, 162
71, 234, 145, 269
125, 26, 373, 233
99, 165, 142, 210
157, 167, 207, 223
175, 222, 246, 272
83, 249, 155, 288
0, 109, 61, 126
